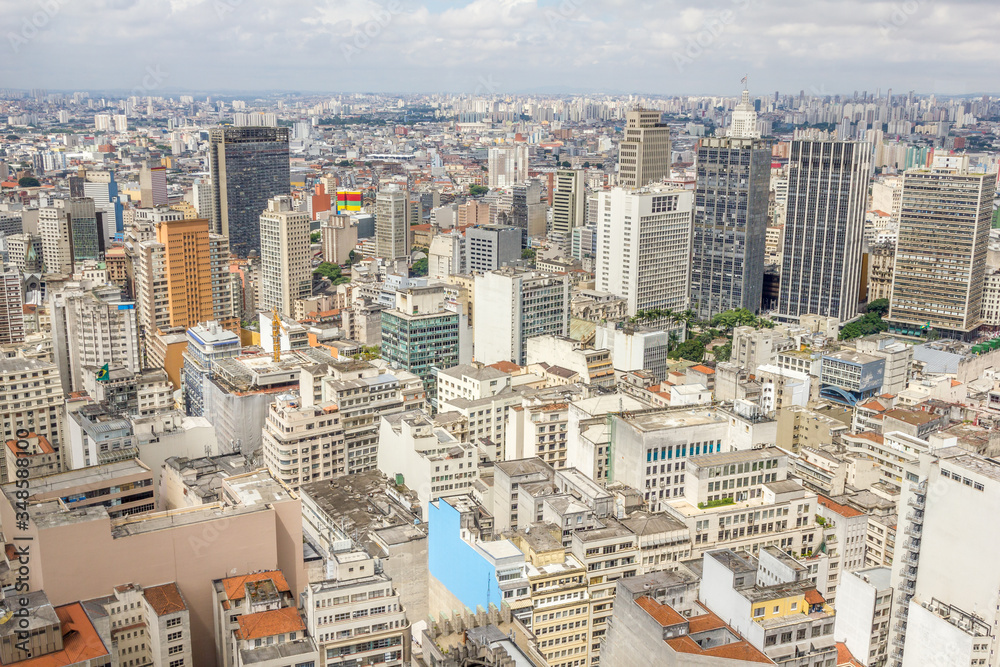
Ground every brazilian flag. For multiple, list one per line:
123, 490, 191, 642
95, 363, 110, 382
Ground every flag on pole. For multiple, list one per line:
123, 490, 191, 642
741, 74, 748, 85
95, 363, 110, 382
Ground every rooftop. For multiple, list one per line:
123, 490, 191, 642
143, 582, 187, 616
689, 447, 783, 469
13, 603, 111, 667
236, 606, 306, 640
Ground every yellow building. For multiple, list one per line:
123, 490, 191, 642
512, 526, 591, 667
170, 200, 198, 219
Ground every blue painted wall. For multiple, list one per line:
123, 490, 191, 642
428, 499, 502, 612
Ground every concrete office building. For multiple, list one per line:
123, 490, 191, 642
207, 126, 291, 256
835, 567, 893, 667
0, 264, 24, 345
510, 180, 547, 244
595, 186, 693, 322
321, 213, 357, 265
465, 225, 521, 273
39, 197, 100, 274
261, 393, 346, 489
474, 269, 570, 366
182, 320, 241, 417
259, 195, 311, 318
690, 134, 771, 319
375, 187, 409, 262
888, 156, 996, 339
618, 109, 671, 190
381, 286, 463, 409
139, 160, 168, 207
778, 141, 872, 322
551, 169, 586, 249
5, 232, 42, 273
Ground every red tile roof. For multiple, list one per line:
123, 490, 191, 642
636, 596, 686, 627
805, 589, 827, 605
17, 603, 110, 666
691, 364, 715, 375
637, 598, 773, 663
236, 606, 305, 641
837, 641, 865, 666
144, 583, 187, 616
221, 571, 290, 601
817, 495, 864, 518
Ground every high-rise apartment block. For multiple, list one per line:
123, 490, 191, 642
618, 109, 671, 190
488, 144, 529, 188
474, 269, 570, 366
0, 356, 64, 453
135, 214, 235, 335
375, 187, 409, 262
690, 135, 771, 318
778, 140, 871, 322
50, 283, 141, 392
207, 126, 290, 256
465, 225, 521, 273
596, 186, 693, 320
259, 195, 311, 317
39, 197, 100, 274
888, 156, 995, 339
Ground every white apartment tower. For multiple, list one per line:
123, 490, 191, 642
488, 144, 529, 189
596, 186, 693, 318
551, 169, 586, 249
260, 195, 311, 317
728, 89, 761, 139
618, 109, 671, 189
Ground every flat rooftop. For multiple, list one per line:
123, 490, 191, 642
621, 408, 728, 432
688, 447, 783, 469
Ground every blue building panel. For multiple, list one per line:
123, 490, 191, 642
428, 500, 503, 612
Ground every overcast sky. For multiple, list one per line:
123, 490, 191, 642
3, 0, 999, 96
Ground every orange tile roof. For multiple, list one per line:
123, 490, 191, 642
805, 589, 826, 605
847, 431, 884, 445
236, 606, 305, 641
667, 636, 775, 663
221, 571, 291, 601
691, 364, 715, 375
635, 596, 686, 627
144, 583, 187, 616
488, 360, 520, 373
857, 400, 885, 411
17, 603, 110, 666
837, 642, 864, 666
817, 495, 864, 518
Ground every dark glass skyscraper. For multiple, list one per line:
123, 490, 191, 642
690, 136, 771, 319
208, 126, 290, 257
777, 140, 871, 323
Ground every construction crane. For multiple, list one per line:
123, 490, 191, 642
271, 306, 286, 362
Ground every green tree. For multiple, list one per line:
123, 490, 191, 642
314, 262, 351, 285
411, 257, 428, 277
521, 248, 536, 261
17, 176, 40, 187
867, 298, 890, 317
348, 250, 358, 265
5, 135, 19, 141
310, 231, 321, 243
582, 161, 591, 169
669, 339, 706, 361
561, 161, 572, 168
838, 312, 888, 340
713, 341, 733, 362
469, 184, 489, 197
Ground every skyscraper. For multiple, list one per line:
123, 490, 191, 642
487, 144, 529, 189
887, 155, 995, 339
595, 186, 693, 321
207, 126, 290, 257
777, 140, 871, 323
375, 188, 409, 263
728, 89, 761, 139
139, 160, 168, 208
690, 135, 771, 319
135, 210, 236, 335
39, 198, 100, 274
550, 169, 586, 250
259, 195, 311, 318
618, 109, 671, 190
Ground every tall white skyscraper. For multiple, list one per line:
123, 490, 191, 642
550, 169, 586, 249
618, 109, 671, 190
728, 89, 761, 139
777, 140, 872, 323
595, 186, 693, 319
375, 187, 409, 262
487, 144, 529, 189
259, 195, 311, 317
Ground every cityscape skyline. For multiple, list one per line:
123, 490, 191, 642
3, 0, 999, 95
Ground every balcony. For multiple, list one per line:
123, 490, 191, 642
904, 524, 922, 538
907, 495, 925, 510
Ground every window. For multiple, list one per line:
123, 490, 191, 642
169, 661, 184, 667
166, 617, 181, 628
753, 607, 764, 618
168, 646, 183, 655
167, 632, 182, 642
